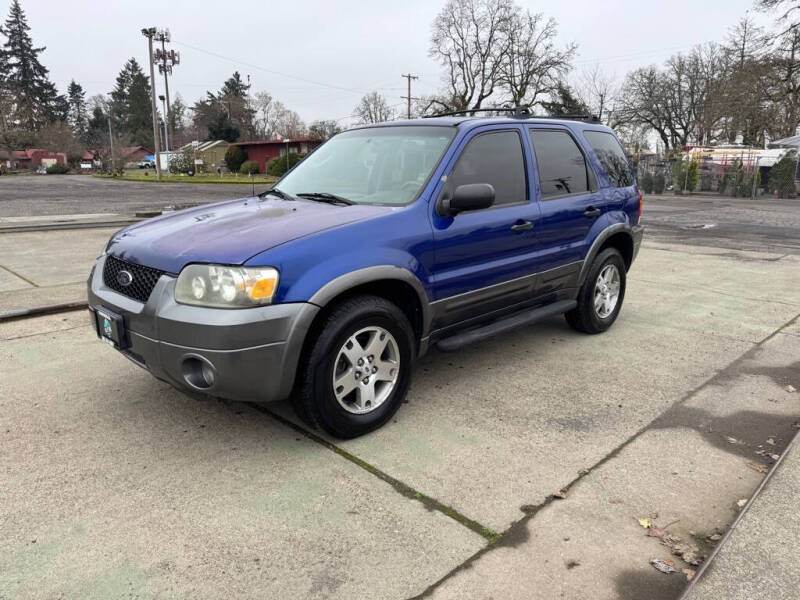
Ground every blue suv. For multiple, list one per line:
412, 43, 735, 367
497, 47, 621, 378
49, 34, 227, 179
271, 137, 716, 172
88, 111, 643, 438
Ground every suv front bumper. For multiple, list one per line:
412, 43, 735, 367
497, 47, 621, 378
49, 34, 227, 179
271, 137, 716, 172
88, 255, 319, 403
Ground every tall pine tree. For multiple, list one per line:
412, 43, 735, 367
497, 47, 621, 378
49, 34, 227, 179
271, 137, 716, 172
2, 0, 66, 130
67, 80, 87, 142
109, 58, 154, 149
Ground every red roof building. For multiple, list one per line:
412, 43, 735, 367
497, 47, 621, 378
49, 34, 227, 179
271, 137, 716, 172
4, 149, 67, 170
229, 138, 322, 173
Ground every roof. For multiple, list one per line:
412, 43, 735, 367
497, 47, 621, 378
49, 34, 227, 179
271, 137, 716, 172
121, 146, 152, 158
769, 134, 800, 148
230, 138, 322, 147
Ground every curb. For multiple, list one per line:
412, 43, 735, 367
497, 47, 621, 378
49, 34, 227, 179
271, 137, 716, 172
0, 301, 88, 322
0, 219, 140, 234
678, 427, 800, 598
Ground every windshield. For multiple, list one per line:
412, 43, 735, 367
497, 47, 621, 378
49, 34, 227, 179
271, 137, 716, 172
277, 126, 456, 206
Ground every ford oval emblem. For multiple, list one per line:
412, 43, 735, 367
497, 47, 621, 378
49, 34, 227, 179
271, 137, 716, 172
117, 270, 133, 287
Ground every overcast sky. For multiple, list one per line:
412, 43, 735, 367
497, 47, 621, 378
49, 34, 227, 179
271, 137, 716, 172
15, 0, 775, 128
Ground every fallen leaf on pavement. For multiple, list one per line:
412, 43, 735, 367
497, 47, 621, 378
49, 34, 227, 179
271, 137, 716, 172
766, 438, 775, 445
736, 498, 748, 509
638, 518, 651, 529
770, 453, 780, 460
708, 533, 722, 541
650, 558, 676, 574
747, 461, 769, 474
726, 436, 739, 444
682, 568, 696, 581
785, 385, 796, 393
552, 490, 567, 499
609, 498, 623, 504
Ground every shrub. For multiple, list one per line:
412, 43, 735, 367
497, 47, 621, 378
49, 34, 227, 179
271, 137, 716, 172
653, 172, 665, 194
239, 160, 260, 175
768, 155, 796, 198
672, 159, 698, 193
45, 162, 70, 174
267, 153, 305, 177
686, 159, 699, 192
641, 172, 654, 194
224, 145, 246, 173
169, 149, 195, 174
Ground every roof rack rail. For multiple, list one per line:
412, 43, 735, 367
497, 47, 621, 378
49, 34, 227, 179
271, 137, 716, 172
422, 106, 532, 118
422, 107, 601, 123
535, 114, 602, 123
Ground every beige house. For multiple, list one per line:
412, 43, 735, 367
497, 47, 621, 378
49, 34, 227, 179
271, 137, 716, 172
179, 140, 230, 173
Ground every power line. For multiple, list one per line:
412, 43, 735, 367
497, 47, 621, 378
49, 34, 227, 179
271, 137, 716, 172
173, 39, 377, 95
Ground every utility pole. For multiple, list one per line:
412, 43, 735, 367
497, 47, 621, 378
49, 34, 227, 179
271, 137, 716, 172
401, 74, 419, 119
107, 115, 115, 173
141, 27, 162, 180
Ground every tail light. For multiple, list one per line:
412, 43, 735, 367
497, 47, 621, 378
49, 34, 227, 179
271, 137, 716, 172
638, 188, 643, 219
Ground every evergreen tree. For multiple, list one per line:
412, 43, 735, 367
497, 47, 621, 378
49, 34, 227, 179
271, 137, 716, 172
67, 80, 87, 140
109, 58, 153, 148
540, 82, 590, 117
2, 0, 66, 130
85, 104, 108, 150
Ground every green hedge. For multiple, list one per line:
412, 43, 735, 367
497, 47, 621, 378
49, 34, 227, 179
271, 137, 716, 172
239, 160, 260, 175
267, 153, 305, 177
45, 163, 70, 174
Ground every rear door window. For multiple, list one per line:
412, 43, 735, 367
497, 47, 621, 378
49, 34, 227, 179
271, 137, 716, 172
448, 130, 527, 207
529, 130, 590, 199
583, 130, 633, 187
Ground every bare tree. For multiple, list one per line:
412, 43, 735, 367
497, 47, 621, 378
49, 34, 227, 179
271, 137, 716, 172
308, 119, 342, 140
275, 108, 307, 138
764, 26, 800, 138
619, 43, 731, 150
576, 65, 619, 124
354, 91, 395, 124
757, 0, 800, 32
499, 11, 576, 108
428, 0, 514, 112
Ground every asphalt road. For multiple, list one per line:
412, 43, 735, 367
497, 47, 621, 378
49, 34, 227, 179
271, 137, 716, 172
0, 174, 257, 217
2, 183, 799, 599
642, 194, 800, 255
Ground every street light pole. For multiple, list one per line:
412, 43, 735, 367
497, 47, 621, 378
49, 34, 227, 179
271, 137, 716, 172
159, 94, 170, 176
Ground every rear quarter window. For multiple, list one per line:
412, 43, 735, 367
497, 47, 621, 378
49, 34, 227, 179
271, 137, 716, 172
584, 130, 633, 188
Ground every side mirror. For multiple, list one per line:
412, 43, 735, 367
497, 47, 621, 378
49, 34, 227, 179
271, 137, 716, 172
438, 183, 495, 216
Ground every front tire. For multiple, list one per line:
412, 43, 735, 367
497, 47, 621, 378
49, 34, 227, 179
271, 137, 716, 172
565, 247, 626, 334
294, 295, 415, 438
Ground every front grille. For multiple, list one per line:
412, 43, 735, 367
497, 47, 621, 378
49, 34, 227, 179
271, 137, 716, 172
103, 255, 164, 303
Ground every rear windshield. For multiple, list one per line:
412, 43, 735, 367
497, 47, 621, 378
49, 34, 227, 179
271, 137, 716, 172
278, 126, 456, 206
583, 130, 633, 188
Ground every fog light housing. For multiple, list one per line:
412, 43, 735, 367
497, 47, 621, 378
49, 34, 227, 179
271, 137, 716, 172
182, 356, 216, 389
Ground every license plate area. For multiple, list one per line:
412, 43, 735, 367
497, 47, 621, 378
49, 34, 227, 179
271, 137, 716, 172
91, 306, 128, 350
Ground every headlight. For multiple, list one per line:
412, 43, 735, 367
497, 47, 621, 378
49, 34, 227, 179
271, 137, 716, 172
175, 264, 279, 308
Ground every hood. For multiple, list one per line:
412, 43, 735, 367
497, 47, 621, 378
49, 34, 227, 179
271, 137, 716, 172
107, 196, 392, 274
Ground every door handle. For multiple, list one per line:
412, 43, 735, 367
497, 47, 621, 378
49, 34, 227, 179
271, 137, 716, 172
583, 207, 601, 218
510, 220, 534, 232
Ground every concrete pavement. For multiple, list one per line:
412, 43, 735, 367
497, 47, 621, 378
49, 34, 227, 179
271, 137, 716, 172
682, 431, 800, 600
2, 239, 799, 599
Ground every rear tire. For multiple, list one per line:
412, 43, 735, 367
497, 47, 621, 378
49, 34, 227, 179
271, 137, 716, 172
565, 247, 626, 334
294, 295, 415, 439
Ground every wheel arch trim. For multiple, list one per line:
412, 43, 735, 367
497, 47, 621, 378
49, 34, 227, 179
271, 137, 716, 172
578, 223, 635, 285
308, 266, 433, 338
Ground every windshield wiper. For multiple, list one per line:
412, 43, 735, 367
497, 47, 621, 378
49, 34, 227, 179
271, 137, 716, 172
296, 192, 355, 206
259, 187, 295, 201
